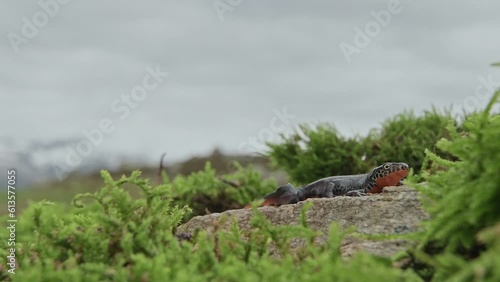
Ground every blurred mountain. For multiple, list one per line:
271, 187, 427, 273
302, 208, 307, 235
0, 138, 283, 189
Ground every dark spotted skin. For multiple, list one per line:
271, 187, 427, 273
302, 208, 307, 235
261, 162, 409, 207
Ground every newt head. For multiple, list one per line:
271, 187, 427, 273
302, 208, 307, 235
261, 183, 299, 206
368, 162, 410, 193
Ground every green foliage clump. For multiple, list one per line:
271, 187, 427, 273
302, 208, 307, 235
0, 170, 191, 281
266, 110, 455, 184
165, 162, 277, 219
409, 91, 500, 281
266, 123, 372, 184
367, 108, 456, 174
0, 170, 420, 281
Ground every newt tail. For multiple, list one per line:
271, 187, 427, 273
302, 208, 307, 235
259, 162, 409, 207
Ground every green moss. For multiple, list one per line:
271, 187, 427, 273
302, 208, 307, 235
166, 162, 277, 220
266, 109, 454, 184
366, 108, 457, 175
266, 123, 372, 184
0, 170, 420, 282
407, 91, 500, 281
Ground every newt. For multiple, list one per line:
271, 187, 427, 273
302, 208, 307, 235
258, 162, 409, 207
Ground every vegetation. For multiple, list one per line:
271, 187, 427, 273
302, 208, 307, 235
267, 123, 371, 185
1, 67, 499, 281
267, 109, 456, 184
366, 108, 458, 175
165, 162, 276, 220
0, 170, 420, 281
407, 90, 500, 281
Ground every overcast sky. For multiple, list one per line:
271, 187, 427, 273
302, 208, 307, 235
1, 0, 499, 184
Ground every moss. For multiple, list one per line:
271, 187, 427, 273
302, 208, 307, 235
406, 91, 500, 281
0, 170, 420, 282
266, 109, 455, 184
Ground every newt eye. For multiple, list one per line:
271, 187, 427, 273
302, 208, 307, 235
383, 164, 390, 169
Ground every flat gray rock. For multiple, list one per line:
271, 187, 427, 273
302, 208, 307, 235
177, 186, 429, 258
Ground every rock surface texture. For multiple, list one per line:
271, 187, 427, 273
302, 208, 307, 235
177, 186, 429, 258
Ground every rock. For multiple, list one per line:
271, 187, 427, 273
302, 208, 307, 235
176, 186, 429, 258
